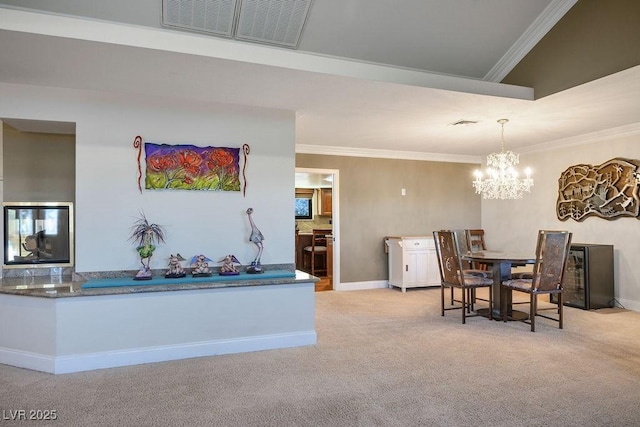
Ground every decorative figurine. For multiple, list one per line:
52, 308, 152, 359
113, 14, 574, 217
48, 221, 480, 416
246, 207, 264, 274
129, 213, 166, 280
191, 254, 213, 277
219, 254, 241, 275
165, 253, 187, 278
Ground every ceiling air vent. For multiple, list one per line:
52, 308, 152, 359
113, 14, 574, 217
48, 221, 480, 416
236, 0, 313, 48
162, 0, 238, 38
162, 0, 313, 49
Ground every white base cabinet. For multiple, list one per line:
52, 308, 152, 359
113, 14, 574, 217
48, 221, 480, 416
385, 236, 440, 292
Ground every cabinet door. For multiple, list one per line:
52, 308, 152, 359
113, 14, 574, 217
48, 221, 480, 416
320, 188, 332, 216
404, 250, 429, 285
404, 251, 418, 285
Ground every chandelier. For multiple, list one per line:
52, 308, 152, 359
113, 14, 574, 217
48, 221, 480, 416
472, 119, 533, 200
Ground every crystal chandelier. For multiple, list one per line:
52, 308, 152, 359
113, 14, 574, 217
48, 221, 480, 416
472, 119, 533, 200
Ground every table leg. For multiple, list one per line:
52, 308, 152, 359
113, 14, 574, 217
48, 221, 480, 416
491, 261, 511, 318
481, 261, 527, 321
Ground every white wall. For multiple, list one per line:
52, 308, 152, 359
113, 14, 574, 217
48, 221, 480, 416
482, 133, 640, 311
0, 83, 296, 273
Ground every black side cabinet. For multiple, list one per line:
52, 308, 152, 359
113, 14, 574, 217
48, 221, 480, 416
552, 243, 614, 309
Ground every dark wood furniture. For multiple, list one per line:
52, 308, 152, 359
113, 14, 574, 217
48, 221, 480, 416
433, 230, 493, 324
463, 251, 536, 320
465, 229, 490, 271
466, 229, 486, 252
302, 229, 330, 277
319, 188, 332, 216
501, 230, 573, 332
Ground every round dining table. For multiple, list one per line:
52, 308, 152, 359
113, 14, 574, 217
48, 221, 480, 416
463, 251, 536, 320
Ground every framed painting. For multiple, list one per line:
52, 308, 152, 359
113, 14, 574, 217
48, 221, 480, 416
134, 136, 250, 195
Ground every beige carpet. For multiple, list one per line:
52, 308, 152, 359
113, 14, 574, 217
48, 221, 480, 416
2, 287, 640, 426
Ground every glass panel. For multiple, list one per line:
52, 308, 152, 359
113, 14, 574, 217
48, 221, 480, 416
3, 203, 73, 266
562, 248, 586, 308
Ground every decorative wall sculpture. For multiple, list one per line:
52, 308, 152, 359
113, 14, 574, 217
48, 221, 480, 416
133, 136, 250, 196
557, 158, 640, 221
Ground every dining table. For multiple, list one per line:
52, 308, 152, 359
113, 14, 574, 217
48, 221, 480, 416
463, 251, 536, 320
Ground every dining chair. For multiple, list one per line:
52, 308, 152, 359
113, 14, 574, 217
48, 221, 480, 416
465, 229, 490, 270
303, 229, 329, 277
433, 230, 493, 324
466, 229, 486, 252
450, 230, 491, 305
501, 230, 573, 332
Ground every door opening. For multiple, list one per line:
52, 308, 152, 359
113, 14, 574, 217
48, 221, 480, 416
295, 167, 339, 291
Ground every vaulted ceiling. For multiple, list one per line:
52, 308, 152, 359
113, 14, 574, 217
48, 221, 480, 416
1, 1, 639, 161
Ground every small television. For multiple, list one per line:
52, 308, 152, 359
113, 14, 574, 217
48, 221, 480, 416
295, 197, 313, 220
3, 202, 74, 268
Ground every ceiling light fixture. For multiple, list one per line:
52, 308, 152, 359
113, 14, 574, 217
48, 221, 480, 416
473, 119, 533, 200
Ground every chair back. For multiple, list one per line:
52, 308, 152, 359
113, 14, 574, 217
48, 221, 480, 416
311, 229, 328, 250
465, 229, 487, 252
453, 229, 473, 270
531, 230, 573, 292
433, 230, 464, 286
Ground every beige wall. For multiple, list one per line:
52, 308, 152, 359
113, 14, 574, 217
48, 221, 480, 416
503, 0, 640, 98
482, 134, 640, 310
2, 124, 75, 202
296, 154, 481, 283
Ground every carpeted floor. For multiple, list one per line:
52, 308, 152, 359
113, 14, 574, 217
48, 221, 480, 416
2, 287, 640, 426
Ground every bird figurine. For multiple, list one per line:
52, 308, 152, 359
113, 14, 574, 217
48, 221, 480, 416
246, 207, 264, 274
165, 253, 186, 278
219, 254, 241, 275
190, 254, 213, 277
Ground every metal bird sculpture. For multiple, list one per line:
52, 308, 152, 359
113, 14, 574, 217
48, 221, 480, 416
246, 207, 264, 273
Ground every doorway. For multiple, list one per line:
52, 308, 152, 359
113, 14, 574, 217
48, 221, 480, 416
295, 167, 339, 291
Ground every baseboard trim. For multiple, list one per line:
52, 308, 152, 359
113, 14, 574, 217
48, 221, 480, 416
0, 331, 317, 374
615, 298, 640, 312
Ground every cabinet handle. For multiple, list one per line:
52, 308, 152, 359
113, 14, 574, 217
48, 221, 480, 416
405, 265, 408, 272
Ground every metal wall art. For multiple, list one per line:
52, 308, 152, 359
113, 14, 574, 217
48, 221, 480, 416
557, 158, 640, 221
134, 136, 250, 196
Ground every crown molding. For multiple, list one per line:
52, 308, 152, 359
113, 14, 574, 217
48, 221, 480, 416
521, 122, 640, 154
484, 0, 578, 82
297, 122, 640, 162
295, 144, 482, 164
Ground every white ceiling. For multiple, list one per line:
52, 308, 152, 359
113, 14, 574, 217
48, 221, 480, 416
0, 2, 639, 162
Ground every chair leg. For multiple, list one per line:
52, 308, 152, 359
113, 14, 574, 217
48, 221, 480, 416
501, 286, 507, 322
450, 287, 454, 305
488, 286, 493, 321
441, 285, 445, 317
558, 292, 563, 329
530, 293, 536, 332
461, 286, 466, 324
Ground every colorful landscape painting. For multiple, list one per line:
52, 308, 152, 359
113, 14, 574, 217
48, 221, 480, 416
144, 143, 241, 191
